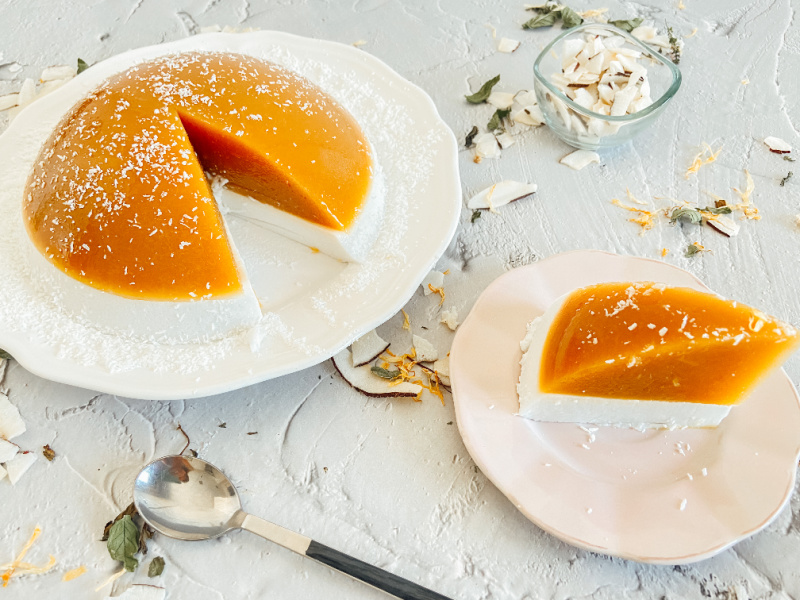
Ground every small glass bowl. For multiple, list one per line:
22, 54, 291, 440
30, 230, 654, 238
532, 22, 682, 150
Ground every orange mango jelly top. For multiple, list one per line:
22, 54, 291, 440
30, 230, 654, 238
23, 52, 372, 301
539, 282, 800, 405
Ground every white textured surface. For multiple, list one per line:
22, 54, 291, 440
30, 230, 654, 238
2, 1, 800, 599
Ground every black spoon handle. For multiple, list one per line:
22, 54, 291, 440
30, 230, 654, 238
306, 540, 453, 600
240, 513, 452, 600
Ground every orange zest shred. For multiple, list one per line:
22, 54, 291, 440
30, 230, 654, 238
661, 248, 669, 257
626, 188, 647, 206
309, 246, 320, 254
733, 169, 760, 220
611, 198, 656, 234
427, 284, 445, 306
401, 309, 410, 330
685, 143, 722, 178
63, 565, 88, 582
1, 526, 56, 587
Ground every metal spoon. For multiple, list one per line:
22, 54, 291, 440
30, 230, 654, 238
133, 455, 451, 600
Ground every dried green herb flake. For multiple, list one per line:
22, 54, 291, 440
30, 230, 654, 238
522, 11, 560, 29
77, 58, 89, 74
781, 171, 793, 187
607, 18, 644, 32
370, 366, 402, 380
107, 515, 140, 572
465, 75, 500, 104
670, 207, 702, 225
560, 6, 583, 28
471, 210, 482, 223
487, 108, 511, 131
148, 556, 165, 578
465, 125, 479, 148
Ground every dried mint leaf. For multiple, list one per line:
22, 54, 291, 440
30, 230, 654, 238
465, 74, 500, 104
667, 26, 681, 64
701, 205, 732, 215
560, 7, 584, 28
107, 515, 140, 572
471, 210, 482, 223
487, 108, 511, 131
670, 206, 701, 225
522, 11, 560, 30
781, 171, 793, 187
148, 556, 165, 578
77, 58, 89, 74
101, 502, 137, 541
783, 155, 796, 162
607, 18, 644, 32
370, 366, 402, 380
42, 444, 56, 461
465, 125, 479, 148
685, 244, 702, 257
0, 349, 10, 360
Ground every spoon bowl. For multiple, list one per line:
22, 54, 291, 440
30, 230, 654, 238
134, 455, 242, 541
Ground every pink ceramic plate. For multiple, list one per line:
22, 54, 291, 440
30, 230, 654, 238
450, 250, 800, 564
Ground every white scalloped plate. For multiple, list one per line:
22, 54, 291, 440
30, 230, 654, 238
0, 32, 460, 399
450, 250, 800, 564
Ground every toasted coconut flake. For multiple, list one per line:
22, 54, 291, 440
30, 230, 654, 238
473, 132, 501, 160
733, 170, 759, 220
705, 213, 740, 237
401, 309, 411, 330
487, 91, 515, 110
332, 349, 420, 398
441, 307, 460, 331
432, 357, 451, 387
685, 27, 698, 38
351, 329, 390, 367
513, 89, 538, 107
512, 104, 545, 126
496, 132, 516, 149
422, 270, 445, 296
6, 451, 36, 485
764, 136, 792, 154
352, 40, 368, 47
0, 438, 19, 463
40, 65, 76, 82
0, 94, 19, 112
412, 335, 439, 362
498, 38, 521, 53
741, 78, 749, 85
104, 584, 166, 600
0, 393, 25, 440
467, 180, 537, 211
560, 149, 600, 170
685, 143, 722, 178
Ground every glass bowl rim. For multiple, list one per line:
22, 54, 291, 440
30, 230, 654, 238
532, 22, 682, 123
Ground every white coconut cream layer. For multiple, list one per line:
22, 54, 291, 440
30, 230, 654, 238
517, 294, 731, 430
20, 214, 262, 345
217, 157, 385, 263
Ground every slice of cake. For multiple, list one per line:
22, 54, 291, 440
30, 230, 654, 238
518, 282, 800, 429
22, 52, 381, 342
